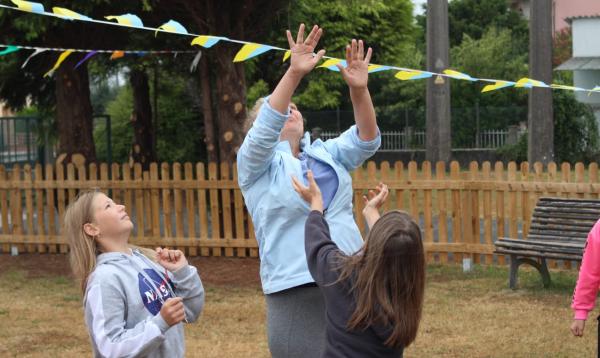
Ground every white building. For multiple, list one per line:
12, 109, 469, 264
557, 16, 600, 125
510, 0, 600, 33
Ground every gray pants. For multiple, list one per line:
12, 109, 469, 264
265, 285, 326, 358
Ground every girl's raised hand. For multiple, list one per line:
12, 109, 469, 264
337, 39, 372, 90
286, 24, 326, 77
156, 247, 188, 272
292, 170, 324, 212
363, 182, 389, 210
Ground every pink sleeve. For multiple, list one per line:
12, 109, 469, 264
572, 220, 600, 320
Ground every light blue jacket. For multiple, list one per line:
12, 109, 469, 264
237, 97, 381, 294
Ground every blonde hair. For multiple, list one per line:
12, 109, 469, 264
243, 97, 265, 135
64, 189, 156, 294
64, 190, 101, 294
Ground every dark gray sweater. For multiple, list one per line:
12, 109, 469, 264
305, 210, 404, 358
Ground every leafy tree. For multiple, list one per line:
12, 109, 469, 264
449, 28, 528, 146
167, 0, 290, 164
97, 69, 203, 163
416, 0, 528, 50
245, 0, 419, 132
553, 91, 599, 163
0, 1, 156, 163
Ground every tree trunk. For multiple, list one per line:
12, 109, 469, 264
528, 0, 554, 164
129, 68, 157, 170
55, 55, 96, 164
214, 47, 247, 164
200, 55, 220, 163
175, 0, 288, 165
426, 0, 452, 164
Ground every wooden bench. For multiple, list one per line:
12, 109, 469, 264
495, 197, 600, 289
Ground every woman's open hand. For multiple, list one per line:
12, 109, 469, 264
286, 24, 326, 78
337, 39, 372, 90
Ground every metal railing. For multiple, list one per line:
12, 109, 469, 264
0, 116, 40, 166
319, 129, 509, 150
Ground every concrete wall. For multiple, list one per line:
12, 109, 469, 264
512, 0, 600, 33
574, 71, 600, 105
555, 0, 600, 33
572, 18, 600, 57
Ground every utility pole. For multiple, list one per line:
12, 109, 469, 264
528, 0, 554, 164
426, 0, 452, 164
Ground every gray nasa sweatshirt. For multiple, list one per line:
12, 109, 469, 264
83, 249, 204, 358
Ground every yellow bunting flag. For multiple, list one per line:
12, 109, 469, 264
233, 43, 272, 62
11, 0, 44, 13
156, 20, 188, 36
318, 58, 345, 71
588, 86, 600, 96
44, 50, 73, 77
482, 81, 514, 93
515, 78, 548, 88
367, 64, 392, 73
105, 14, 144, 28
191, 36, 221, 48
443, 69, 477, 81
52, 7, 91, 20
550, 84, 584, 91
394, 70, 432, 81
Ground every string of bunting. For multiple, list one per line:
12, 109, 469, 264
1, 0, 598, 94
0, 43, 198, 77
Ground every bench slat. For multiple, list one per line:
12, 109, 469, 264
526, 234, 587, 243
497, 237, 585, 249
531, 212, 600, 221
494, 248, 582, 261
534, 207, 600, 215
538, 197, 600, 205
531, 214, 597, 221
529, 223, 593, 232
527, 229, 588, 239
495, 242, 583, 255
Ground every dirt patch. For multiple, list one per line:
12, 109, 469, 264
0, 254, 72, 278
0, 254, 261, 288
189, 256, 261, 288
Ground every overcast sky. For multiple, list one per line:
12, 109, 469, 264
412, 0, 427, 15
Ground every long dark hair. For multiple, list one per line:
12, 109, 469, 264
336, 210, 425, 348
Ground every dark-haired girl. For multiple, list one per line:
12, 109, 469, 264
292, 172, 425, 357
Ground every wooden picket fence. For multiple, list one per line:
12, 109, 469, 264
1, 160, 599, 266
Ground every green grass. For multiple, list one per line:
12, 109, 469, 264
0, 263, 594, 357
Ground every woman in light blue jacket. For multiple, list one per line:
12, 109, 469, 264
237, 23, 381, 357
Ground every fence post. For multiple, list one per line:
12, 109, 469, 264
25, 118, 31, 163
475, 100, 480, 148
106, 115, 112, 174
507, 125, 520, 145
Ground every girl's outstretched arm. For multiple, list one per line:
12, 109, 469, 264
362, 183, 389, 230
337, 39, 377, 141
293, 170, 339, 284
